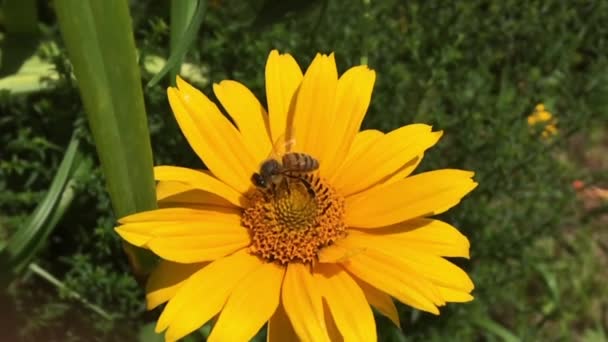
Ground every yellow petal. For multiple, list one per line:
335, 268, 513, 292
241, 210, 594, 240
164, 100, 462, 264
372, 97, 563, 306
157, 250, 262, 341
352, 218, 470, 258
330, 129, 384, 183
267, 303, 299, 342
321, 66, 376, 178
115, 206, 241, 249
314, 264, 376, 342
157, 181, 234, 208
353, 277, 401, 328
265, 50, 303, 143
116, 218, 250, 263
168, 79, 257, 194
213, 80, 272, 163
208, 262, 284, 342
148, 231, 250, 263
282, 263, 330, 342
118, 207, 240, 224
338, 239, 440, 314
346, 231, 474, 292
114, 227, 152, 247
436, 286, 474, 303
346, 169, 477, 228
334, 125, 443, 196
154, 166, 247, 207
380, 154, 423, 185
317, 243, 366, 263
291, 53, 338, 161
146, 260, 206, 310
157, 180, 190, 200
322, 301, 344, 342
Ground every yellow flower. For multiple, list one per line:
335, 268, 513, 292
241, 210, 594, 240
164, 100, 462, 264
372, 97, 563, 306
541, 123, 558, 138
534, 103, 545, 112
116, 50, 478, 342
527, 103, 558, 138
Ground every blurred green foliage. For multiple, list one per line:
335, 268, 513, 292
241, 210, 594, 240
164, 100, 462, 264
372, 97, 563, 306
1, 0, 607, 341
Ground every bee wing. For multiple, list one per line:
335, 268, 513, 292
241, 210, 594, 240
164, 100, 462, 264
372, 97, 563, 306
269, 132, 297, 159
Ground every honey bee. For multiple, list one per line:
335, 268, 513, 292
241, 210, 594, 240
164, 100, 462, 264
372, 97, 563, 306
252, 152, 319, 189
251, 136, 319, 195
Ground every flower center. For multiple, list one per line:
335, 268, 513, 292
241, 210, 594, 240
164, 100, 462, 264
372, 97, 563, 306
242, 173, 346, 265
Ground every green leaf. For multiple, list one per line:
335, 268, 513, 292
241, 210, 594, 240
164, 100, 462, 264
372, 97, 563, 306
138, 323, 164, 342
55, 0, 158, 274
473, 316, 521, 342
2, 0, 38, 34
147, 0, 207, 87
169, 0, 198, 85
0, 135, 89, 287
28, 262, 114, 320
535, 264, 560, 311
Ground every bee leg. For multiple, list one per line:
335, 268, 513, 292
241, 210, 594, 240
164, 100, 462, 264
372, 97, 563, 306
285, 174, 315, 198
283, 177, 291, 195
301, 178, 315, 198
270, 182, 280, 197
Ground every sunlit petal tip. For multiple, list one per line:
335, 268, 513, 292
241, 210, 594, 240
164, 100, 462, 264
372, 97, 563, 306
462, 247, 471, 259
175, 75, 190, 91
267, 49, 279, 59
305, 53, 323, 71
327, 52, 336, 62
116, 214, 132, 225
267, 49, 297, 64
213, 80, 230, 89
423, 130, 444, 147
344, 65, 374, 78
366, 68, 377, 82
166, 86, 179, 100
114, 226, 150, 247
438, 286, 475, 303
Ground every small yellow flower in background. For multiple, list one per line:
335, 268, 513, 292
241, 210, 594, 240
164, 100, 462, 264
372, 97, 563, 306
115, 50, 477, 342
541, 123, 558, 138
527, 103, 558, 138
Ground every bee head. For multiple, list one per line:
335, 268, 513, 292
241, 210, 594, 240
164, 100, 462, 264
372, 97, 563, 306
251, 173, 268, 188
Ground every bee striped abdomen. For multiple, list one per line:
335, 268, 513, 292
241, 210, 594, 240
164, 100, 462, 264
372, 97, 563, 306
282, 152, 319, 172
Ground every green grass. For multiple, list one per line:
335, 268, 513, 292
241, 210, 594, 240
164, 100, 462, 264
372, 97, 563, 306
1, 0, 607, 340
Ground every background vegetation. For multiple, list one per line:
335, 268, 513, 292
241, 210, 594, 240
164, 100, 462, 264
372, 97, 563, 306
1, 0, 607, 341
